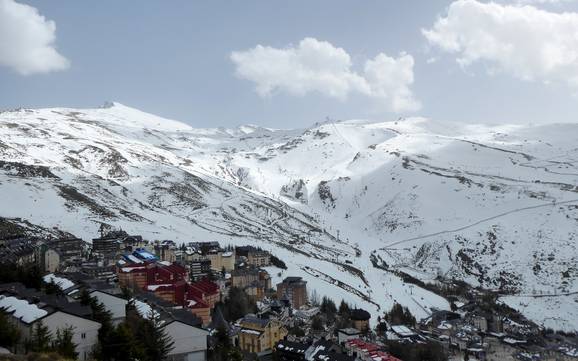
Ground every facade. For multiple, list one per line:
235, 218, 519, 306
238, 316, 287, 353
0, 292, 101, 361
90, 290, 128, 325
247, 251, 271, 267
190, 259, 211, 281
337, 328, 361, 344
0, 237, 37, 265
42, 247, 61, 273
231, 268, 271, 290
206, 250, 235, 272
350, 308, 370, 332
155, 242, 177, 263
92, 236, 122, 264
276, 277, 307, 309
47, 238, 83, 262
42, 310, 101, 361
162, 320, 209, 361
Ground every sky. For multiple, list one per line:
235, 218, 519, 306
1, 0, 578, 128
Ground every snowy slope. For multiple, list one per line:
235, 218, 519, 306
1, 103, 577, 330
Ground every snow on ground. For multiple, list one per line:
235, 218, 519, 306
500, 293, 578, 332
1, 103, 578, 329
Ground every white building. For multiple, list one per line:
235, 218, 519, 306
161, 317, 209, 361
0, 294, 101, 361
89, 289, 128, 325
337, 327, 361, 344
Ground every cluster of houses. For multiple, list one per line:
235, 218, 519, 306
1, 232, 577, 361
417, 303, 578, 361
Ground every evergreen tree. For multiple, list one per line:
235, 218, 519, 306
338, 299, 350, 316
44, 279, 63, 296
219, 287, 257, 322
100, 323, 136, 361
320, 296, 337, 321
27, 322, 52, 353
134, 314, 174, 361
311, 315, 324, 331
52, 327, 78, 360
385, 303, 416, 326
0, 311, 20, 350
210, 326, 243, 361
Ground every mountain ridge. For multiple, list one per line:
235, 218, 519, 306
1, 103, 577, 331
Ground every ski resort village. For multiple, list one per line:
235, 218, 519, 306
3, 1, 578, 360
0, 228, 576, 361
0, 104, 576, 361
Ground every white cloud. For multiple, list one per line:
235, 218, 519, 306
423, 0, 578, 88
230, 37, 420, 113
0, 0, 69, 75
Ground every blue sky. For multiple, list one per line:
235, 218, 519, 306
1, 0, 578, 128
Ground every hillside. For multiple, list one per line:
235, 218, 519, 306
1, 103, 577, 331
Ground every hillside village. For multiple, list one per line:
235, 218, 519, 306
0, 226, 576, 361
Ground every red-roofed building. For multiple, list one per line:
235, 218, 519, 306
344, 339, 401, 361
117, 256, 217, 325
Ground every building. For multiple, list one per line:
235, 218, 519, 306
40, 247, 61, 273
206, 249, 235, 272
337, 328, 361, 344
0, 283, 101, 361
275, 340, 308, 361
0, 237, 38, 265
350, 308, 371, 332
190, 259, 211, 281
277, 277, 307, 309
92, 235, 123, 264
238, 315, 287, 353
47, 237, 83, 262
306, 339, 354, 361
236, 246, 271, 267
89, 289, 128, 325
155, 241, 177, 263
231, 268, 271, 291
162, 310, 209, 361
130, 296, 208, 360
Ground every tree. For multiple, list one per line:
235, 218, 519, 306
0, 310, 20, 350
309, 289, 320, 306
133, 313, 174, 361
385, 303, 416, 327
320, 296, 337, 321
52, 327, 78, 360
27, 322, 52, 353
100, 323, 136, 361
311, 316, 324, 331
79, 289, 114, 360
210, 327, 243, 361
338, 299, 350, 316
218, 287, 257, 322
44, 280, 64, 296
289, 326, 305, 337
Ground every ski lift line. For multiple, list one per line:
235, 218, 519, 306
381, 198, 578, 249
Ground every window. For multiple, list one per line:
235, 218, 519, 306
81, 333, 86, 339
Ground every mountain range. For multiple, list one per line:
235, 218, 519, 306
1, 102, 577, 331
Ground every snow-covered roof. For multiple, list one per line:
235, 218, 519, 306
132, 299, 161, 321
125, 254, 143, 264
146, 284, 172, 291
0, 295, 48, 324
391, 325, 416, 337
43, 274, 75, 291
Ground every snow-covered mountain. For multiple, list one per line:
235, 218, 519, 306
1, 103, 577, 331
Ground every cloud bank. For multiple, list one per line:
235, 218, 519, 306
0, 0, 69, 75
230, 38, 420, 113
423, 0, 578, 88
